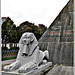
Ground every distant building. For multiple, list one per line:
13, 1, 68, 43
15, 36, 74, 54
1, 17, 6, 23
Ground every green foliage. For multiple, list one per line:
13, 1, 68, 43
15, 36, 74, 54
2, 17, 47, 43
9, 30, 18, 43
25, 27, 32, 32
2, 17, 18, 43
19, 22, 46, 39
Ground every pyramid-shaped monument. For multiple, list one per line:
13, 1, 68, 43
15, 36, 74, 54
39, 0, 74, 66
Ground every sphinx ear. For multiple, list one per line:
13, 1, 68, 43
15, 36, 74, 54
19, 37, 23, 44
30, 39, 34, 43
19, 33, 25, 44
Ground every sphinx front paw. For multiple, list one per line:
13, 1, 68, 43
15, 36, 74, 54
4, 60, 21, 72
18, 67, 27, 73
4, 65, 12, 71
18, 62, 38, 73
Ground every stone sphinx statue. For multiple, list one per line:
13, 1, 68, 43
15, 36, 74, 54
4, 32, 50, 74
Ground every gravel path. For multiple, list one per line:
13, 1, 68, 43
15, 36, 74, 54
2, 59, 16, 65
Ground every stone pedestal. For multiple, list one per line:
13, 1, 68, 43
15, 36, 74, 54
2, 62, 52, 75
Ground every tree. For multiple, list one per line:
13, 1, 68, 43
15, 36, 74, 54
2, 17, 47, 43
16, 26, 22, 42
38, 24, 47, 34
9, 30, 17, 43
2, 17, 17, 43
19, 21, 45, 40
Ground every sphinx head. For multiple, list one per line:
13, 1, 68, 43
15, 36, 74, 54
21, 33, 34, 45
19, 32, 38, 56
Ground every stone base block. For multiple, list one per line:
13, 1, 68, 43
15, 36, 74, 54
2, 62, 52, 75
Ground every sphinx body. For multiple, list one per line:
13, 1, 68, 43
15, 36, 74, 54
4, 32, 49, 73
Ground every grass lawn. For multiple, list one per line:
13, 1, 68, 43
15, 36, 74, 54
2, 56, 17, 61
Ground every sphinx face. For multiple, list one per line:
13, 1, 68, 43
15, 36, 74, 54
22, 33, 34, 45
21, 33, 34, 56
19, 32, 38, 56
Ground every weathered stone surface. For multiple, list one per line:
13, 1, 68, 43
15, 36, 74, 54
2, 62, 52, 75
39, 0, 74, 66
46, 65, 74, 75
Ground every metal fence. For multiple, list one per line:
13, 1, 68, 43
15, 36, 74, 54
1, 42, 49, 61
1, 47, 19, 61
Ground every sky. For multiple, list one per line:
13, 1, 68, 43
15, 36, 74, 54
1, 0, 69, 27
